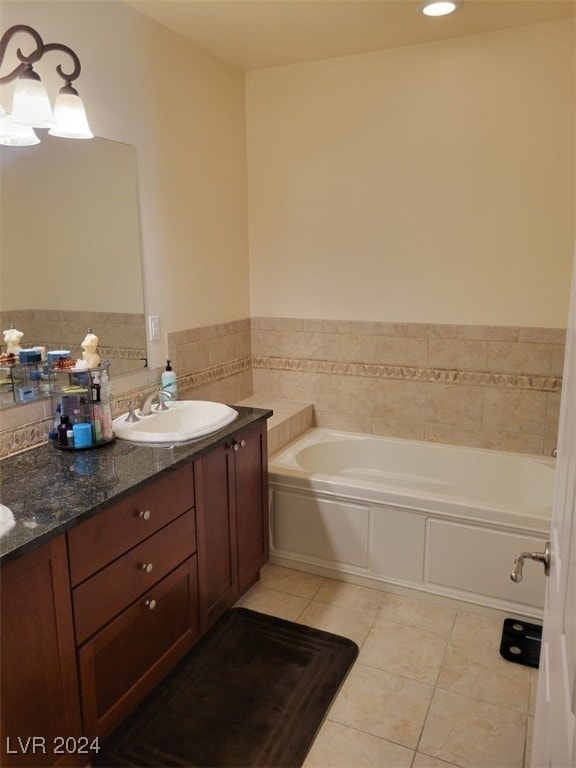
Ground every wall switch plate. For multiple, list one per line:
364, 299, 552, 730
148, 315, 161, 341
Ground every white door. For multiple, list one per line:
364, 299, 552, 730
531, 250, 576, 768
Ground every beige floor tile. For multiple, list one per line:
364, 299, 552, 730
298, 601, 375, 647
378, 593, 457, 637
436, 639, 530, 712
450, 612, 503, 649
259, 564, 325, 599
314, 579, 388, 615
328, 663, 433, 749
303, 720, 414, 768
234, 583, 308, 621
419, 689, 526, 768
359, 618, 448, 685
413, 753, 462, 768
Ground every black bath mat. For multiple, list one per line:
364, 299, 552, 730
93, 607, 359, 768
499, 617, 542, 668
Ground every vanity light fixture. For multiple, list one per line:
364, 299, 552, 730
420, 0, 461, 17
0, 24, 93, 145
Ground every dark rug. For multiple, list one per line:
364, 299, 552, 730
93, 607, 359, 768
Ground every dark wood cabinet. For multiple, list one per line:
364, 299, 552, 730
196, 421, 269, 631
0, 536, 84, 768
0, 415, 270, 765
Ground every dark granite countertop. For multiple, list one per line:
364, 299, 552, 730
0, 405, 272, 565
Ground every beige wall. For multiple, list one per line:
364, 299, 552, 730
246, 19, 575, 327
0, 0, 250, 368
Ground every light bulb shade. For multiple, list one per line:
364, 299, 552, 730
11, 77, 55, 128
48, 91, 94, 139
0, 118, 40, 146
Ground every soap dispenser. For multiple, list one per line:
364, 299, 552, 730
161, 360, 178, 397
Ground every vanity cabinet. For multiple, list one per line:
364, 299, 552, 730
0, 536, 84, 768
68, 463, 200, 740
196, 421, 269, 630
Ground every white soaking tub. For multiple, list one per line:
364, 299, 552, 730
268, 428, 554, 618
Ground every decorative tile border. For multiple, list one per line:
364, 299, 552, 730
252, 356, 561, 393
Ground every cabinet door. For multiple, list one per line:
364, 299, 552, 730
195, 445, 238, 631
235, 422, 269, 593
78, 557, 199, 740
1, 536, 84, 768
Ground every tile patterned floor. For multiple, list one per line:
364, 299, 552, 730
234, 565, 537, 768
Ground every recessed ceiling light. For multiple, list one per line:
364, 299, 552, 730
421, 1, 461, 17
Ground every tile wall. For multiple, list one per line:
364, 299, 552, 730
0, 316, 565, 458
251, 318, 565, 456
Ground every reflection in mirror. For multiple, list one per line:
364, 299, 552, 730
0, 134, 147, 408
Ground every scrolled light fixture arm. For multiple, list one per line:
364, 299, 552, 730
0, 23, 92, 144
0, 24, 81, 86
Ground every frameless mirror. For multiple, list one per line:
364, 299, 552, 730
0, 133, 147, 408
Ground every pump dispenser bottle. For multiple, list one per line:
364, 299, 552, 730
161, 360, 178, 397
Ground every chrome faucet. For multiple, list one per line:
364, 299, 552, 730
139, 389, 175, 416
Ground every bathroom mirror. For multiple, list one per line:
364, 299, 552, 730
0, 133, 147, 408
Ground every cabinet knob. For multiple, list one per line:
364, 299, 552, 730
240, 439, 246, 448
145, 599, 156, 610
139, 510, 151, 520
233, 442, 240, 452
141, 562, 154, 573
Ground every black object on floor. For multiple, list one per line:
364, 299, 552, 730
499, 617, 542, 668
93, 607, 359, 768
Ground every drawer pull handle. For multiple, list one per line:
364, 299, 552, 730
139, 510, 151, 520
141, 562, 154, 573
145, 599, 157, 610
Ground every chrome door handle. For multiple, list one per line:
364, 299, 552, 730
511, 541, 550, 583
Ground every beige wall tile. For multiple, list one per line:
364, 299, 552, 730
315, 410, 373, 434
371, 418, 425, 441
552, 344, 566, 376
277, 419, 292, 450
177, 339, 210, 376
301, 319, 351, 333
482, 431, 544, 455
350, 321, 403, 336
251, 367, 280, 398
373, 337, 428, 366
318, 375, 373, 415
236, 330, 251, 359
403, 324, 458, 339
428, 339, 487, 371
373, 379, 426, 422
425, 424, 483, 448
267, 425, 279, 455
209, 334, 237, 366
487, 341, 554, 375
484, 389, 548, 435
518, 327, 566, 344
236, 369, 253, 401
323, 333, 374, 363
426, 384, 484, 429
251, 317, 304, 332
277, 370, 324, 402
458, 325, 519, 341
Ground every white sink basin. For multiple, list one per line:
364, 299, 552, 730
0, 504, 15, 538
113, 400, 238, 443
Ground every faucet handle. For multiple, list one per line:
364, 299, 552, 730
125, 399, 140, 422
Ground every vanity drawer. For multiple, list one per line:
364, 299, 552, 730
72, 510, 196, 644
78, 556, 199, 740
68, 463, 195, 586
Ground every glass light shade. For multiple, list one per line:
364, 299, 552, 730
11, 77, 55, 128
48, 92, 93, 139
0, 118, 40, 146
421, 1, 459, 16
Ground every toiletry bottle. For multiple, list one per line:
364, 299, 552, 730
100, 369, 111, 400
57, 416, 71, 446
49, 403, 62, 441
161, 360, 178, 397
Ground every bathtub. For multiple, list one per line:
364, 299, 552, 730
268, 428, 554, 618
